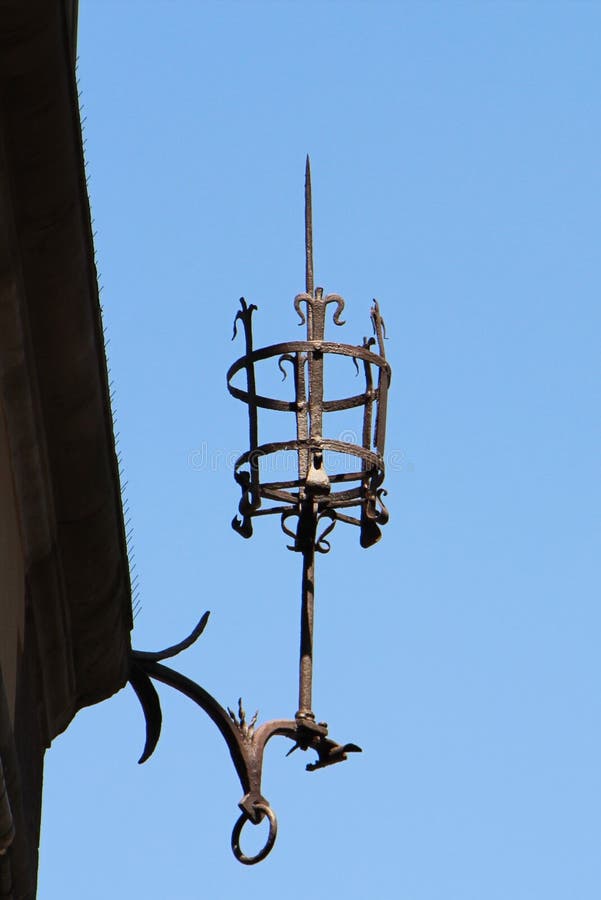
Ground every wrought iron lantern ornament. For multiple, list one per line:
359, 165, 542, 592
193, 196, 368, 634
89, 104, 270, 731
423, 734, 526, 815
129, 158, 391, 865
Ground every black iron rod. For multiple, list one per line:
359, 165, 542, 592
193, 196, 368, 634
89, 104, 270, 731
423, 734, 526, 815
297, 509, 316, 720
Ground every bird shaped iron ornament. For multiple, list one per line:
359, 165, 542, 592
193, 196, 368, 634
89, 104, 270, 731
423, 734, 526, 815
129, 159, 391, 865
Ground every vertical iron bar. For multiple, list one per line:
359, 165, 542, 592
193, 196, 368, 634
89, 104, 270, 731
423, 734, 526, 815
295, 352, 309, 480
371, 303, 389, 459
297, 503, 317, 720
362, 344, 374, 458
241, 307, 260, 495
308, 341, 324, 439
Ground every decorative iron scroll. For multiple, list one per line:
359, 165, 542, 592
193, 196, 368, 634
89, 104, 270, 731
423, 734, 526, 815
128, 158, 391, 865
129, 613, 360, 866
227, 290, 391, 550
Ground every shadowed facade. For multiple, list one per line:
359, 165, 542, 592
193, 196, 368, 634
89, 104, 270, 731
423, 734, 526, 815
0, 3, 132, 896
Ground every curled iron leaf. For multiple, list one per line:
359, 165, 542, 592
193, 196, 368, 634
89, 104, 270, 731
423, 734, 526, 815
280, 510, 300, 550
375, 488, 389, 525
232, 515, 253, 539
233, 469, 260, 525
324, 293, 346, 326
232, 297, 258, 340
294, 293, 311, 326
277, 353, 295, 382
315, 511, 337, 554
370, 299, 387, 353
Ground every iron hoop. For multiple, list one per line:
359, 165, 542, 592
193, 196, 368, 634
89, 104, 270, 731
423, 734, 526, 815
231, 803, 278, 865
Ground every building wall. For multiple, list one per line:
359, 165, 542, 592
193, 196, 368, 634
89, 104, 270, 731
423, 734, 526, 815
0, 3, 133, 894
0, 395, 24, 726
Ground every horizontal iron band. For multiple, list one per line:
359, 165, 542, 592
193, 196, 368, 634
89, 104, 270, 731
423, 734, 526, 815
233, 438, 384, 475
228, 382, 377, 414
260, 485, 365, 506
243, 470, 372, 491
244, 493, 367, 515
227, 339, 391, 387
236, 491, 370, 520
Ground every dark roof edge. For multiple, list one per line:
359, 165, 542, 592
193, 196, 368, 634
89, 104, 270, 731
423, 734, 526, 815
60, 0, 134, 643
64, 1, 78, 65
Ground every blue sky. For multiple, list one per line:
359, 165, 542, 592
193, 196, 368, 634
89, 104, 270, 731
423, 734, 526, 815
39, 3, 600, 898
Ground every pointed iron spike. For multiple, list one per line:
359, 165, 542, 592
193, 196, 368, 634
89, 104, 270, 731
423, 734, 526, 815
305, 155, 314, 296
131, 611, 210, 663
128, 664, 162, 765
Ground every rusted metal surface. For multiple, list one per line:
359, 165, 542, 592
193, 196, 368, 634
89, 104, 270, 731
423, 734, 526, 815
129, 159, 390, 865
228, 163, 390, 554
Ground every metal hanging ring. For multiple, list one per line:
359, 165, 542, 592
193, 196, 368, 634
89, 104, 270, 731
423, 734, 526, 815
231, 803, 278, 865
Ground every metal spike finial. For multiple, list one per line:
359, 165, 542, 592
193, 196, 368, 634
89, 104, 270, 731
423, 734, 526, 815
305, 155, 313, 296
